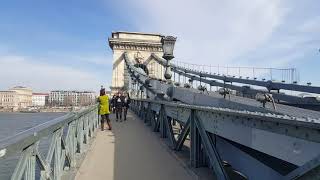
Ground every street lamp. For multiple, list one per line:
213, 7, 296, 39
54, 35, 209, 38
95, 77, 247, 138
161, 36, 177, 81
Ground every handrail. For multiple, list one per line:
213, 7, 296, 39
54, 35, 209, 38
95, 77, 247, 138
173, 69, 319, 105
132, 98, 320, 130
0, 104, 99, 180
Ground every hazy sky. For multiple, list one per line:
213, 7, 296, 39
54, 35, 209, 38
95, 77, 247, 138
0, 0, 319, 92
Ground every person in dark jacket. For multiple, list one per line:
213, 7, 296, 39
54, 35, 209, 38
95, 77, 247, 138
115, 92, 124, 121
110, 95, 116, 113
122, 92, 131, 121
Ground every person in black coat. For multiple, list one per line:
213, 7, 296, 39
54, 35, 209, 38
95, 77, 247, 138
122, 92, 131, 121
115, 92, 124, 121
110, 95, 116, 113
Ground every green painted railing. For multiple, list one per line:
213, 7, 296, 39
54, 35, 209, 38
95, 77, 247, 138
0, 105, 99, 180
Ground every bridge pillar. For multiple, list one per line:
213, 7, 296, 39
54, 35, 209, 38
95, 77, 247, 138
108, 31, 165, 94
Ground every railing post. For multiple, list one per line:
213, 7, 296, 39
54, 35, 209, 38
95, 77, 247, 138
146, 102, 152, 126
77, 116, 84, 153
97, 109, 100, 129
54, 129, 62, 180
24, 147, 36, 180
160, 105, 167, 138
190, 109, 201, 167
83, 115, 88, 144
88, 113, 92, 138
68, 121, 77, 168
11, 145, 35, 180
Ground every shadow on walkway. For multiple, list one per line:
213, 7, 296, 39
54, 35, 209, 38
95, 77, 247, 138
75, 111, 194, 180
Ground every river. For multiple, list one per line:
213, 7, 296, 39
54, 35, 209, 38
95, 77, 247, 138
0, 112, 66, 180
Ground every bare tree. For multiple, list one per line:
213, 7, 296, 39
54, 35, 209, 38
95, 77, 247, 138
79, 95, 90, 106
64, 95, 73, 106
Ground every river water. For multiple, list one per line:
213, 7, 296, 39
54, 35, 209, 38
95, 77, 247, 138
0, 112, 66, 180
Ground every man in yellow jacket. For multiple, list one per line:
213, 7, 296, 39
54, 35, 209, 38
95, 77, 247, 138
98, 88, 112, 131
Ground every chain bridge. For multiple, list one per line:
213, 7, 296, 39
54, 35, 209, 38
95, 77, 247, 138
1, 31, 320, 180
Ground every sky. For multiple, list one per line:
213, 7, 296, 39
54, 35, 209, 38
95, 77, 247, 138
0, 0, 319, 92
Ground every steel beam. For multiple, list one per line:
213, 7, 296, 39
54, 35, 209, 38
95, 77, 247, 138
194, 114, 229, 180
159, 105, 167, 138
285, 153, 320, 180
163, 113, 176, 148
175, 118, 190, 151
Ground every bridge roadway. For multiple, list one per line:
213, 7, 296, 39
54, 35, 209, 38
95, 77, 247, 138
75, 111, 197, 180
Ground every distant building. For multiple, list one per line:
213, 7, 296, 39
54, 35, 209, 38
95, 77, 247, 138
0, 91, 18, 108
49, 90, 96, 106
32, 93, 49, 106
9, 86, 32, 108
0, 86, 33, 109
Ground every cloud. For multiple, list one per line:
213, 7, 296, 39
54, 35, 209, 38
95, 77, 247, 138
113, 0, 320, 85
0, 55, 106, 92
119, 0, 288, 65
298, 16, 320, 33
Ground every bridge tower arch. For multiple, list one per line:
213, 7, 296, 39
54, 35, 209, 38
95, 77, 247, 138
108, 31, 165, 94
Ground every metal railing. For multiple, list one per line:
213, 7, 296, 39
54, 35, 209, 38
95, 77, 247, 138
0, 105, 99, 180
123, 50, 320, 180
130, 98, 320, 180
149, 54, 320, 106
152, 54, 320, 94
172, 59, 299, 84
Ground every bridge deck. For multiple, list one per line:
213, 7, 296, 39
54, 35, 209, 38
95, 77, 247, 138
75, 111, 195, 180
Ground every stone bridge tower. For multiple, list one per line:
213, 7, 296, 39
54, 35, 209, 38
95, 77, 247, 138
108, 31, 165, 94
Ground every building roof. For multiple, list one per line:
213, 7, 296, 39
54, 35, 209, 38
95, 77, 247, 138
108, 31, 165, 51
111, 31, 164, 37
50, 90, 95, 93
0, 91, 16, 93
10, 86, 32, 90
32, 93, 49, 96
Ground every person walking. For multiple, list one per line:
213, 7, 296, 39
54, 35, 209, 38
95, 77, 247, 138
98, 88, 112, 130
111, 94, 116, 114
122, 92, 131, 121
115, 92, 123, 122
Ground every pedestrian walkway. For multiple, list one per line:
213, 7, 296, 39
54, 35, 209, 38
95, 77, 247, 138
75, 111, 195, 180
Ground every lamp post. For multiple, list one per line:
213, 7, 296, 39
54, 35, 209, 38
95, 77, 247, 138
161, 36, 177, 81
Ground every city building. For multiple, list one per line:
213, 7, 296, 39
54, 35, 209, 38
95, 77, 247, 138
32, 93, 49, 106
49, 90, 96, 106
108, 31, 165, 94
0, 91, 18, 108
9, 86, 33, 108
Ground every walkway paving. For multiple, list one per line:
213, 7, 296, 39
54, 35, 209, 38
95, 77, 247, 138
75, 111, 194, 180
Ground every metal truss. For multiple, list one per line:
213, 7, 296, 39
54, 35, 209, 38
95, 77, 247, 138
130, 98, 320, 179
